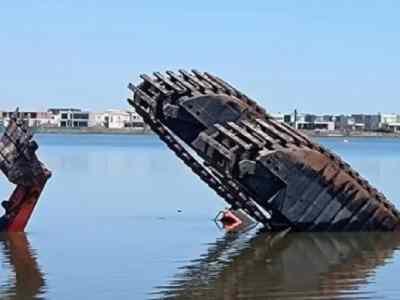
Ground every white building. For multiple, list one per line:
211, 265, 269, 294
380, 114, 400, 125
128, 110, 144, 127
91, 109, 144, 129
271, 112, 294, 125
380, 114, 399, 125
31, 112, 57, 127
379, 114, 400, 132
102, 110, 130, 129
109, 110, 131, 129
297, 121, 335, 131
48, 108, 90, 128
89, 112, 106, 128
0, 111, 58, 127
385, 123, 400, 132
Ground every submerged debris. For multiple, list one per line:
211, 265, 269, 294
128, 70, 400, 232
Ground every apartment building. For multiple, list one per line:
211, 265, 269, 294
0, 111, 57, 127
92, 109, 144, 129
48, 108, 90, 128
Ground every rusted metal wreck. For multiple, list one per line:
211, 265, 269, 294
128, 70, 400, 231
0, 114, 51, 232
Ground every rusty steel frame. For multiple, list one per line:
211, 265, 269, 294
0, 114, 51, 232
128, 70, 400, 232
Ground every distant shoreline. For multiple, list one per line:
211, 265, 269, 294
307, 130, 400, 138
31, 127, 154, 135
2, 126, 400, 138
36, 128, 400, 138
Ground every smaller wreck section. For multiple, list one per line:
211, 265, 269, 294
0, 114, 51, 232
128, 70, 400, 232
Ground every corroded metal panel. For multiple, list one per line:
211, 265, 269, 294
128, 70, 400, 231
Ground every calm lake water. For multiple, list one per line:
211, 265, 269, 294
1, 135, 400, 300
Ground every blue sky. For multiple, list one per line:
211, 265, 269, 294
1, 1, 399, 113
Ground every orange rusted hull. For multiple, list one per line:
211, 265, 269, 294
5, 176, 49, 232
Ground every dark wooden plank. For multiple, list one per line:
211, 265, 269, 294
214, 124, 252, 151
204, 72, 236, 96
140, 74, 170, 95
153, 72, 184, 92
198, 132, 233, 161
227, 122, 265, 148
191, 70, 224, 92
166, 71, 201, 95
178, 70, 209, 91
240, 120, 278, 147
256, 119, 294, 144
269, 119, 310, 146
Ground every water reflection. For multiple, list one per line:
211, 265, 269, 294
0, 233, 45, 300
152, 230, 400, 300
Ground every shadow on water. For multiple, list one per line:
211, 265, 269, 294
151, 229, 400, 300
0, 233, 45, 300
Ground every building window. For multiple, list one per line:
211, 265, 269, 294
73, 113, 89, 120
61, 113, 68, 119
